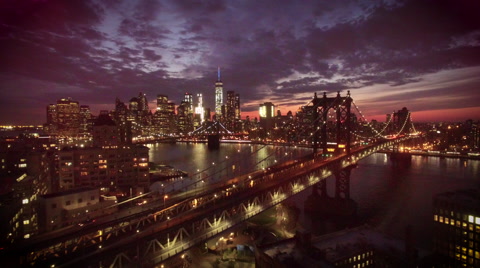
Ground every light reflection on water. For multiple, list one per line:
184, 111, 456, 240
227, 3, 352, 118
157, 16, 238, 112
146, 143, 311, 180
147, 143, 480, 250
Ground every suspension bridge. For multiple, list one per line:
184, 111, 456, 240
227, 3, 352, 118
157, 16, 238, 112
5, 92, 422, 268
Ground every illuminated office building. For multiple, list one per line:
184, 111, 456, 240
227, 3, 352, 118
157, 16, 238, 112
154, 95, 176, 134
234, 93, 241, 120
184, 93, 193, 113
45, 98, 81, 135
79, 105, 92, 134
137, 92, 149, 112
225, 91, 236, 130
215, 67, 223, 118
259, 102, 275, 131
433, 189, 480, 267
195, 93, 205, 124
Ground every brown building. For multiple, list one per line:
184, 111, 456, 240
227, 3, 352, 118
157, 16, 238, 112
58, 145, 149, 193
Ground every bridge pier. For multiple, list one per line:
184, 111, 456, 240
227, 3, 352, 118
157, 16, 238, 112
207, 134, 220, 150
304, 164, 357, 217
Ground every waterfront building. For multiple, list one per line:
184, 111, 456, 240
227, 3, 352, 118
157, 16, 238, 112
57, 145, 149, 192
433, 189, 480, 267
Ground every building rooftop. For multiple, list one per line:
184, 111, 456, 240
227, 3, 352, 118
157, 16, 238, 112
41, 187, 97, 199
94, 114, 116, 126
434, 189, 480, 209
262, 225, 420, 267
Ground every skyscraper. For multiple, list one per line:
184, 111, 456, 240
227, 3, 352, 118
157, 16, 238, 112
195, 93, 205, 123
234, 93, 241, 120
259, 102, 275, 131
56, 98, 80, 135
184, 92, 194, 114
154, 95, 175, 135
138, 92, 149, 112
225, 90, 236, 129
215, 67, 223, 118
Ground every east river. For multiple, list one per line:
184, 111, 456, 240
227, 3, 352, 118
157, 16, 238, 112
146, 142, 480, 251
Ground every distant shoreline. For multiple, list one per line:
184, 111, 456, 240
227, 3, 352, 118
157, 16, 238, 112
379, 150, 480, 160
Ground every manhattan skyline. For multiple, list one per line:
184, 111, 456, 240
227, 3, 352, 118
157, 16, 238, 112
1, 0, 480, 125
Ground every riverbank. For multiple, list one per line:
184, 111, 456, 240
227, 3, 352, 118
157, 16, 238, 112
379, 150, 480, 160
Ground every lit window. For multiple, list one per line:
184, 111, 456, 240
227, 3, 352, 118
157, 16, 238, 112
476, 217, 480, 225
23, 220, 30, 225
19, 163, 27, 168
22, 198, 29, 204
468, 215, 474, 223
434, 215, 438, 221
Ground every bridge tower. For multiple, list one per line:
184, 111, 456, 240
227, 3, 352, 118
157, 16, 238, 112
208, 121, 220, 150
312, 91, 352, 155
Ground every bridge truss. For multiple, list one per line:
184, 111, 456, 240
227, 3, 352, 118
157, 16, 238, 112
47, 138, 409, 267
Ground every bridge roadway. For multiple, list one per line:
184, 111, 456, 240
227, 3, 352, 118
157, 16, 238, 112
8, 138, 409, 267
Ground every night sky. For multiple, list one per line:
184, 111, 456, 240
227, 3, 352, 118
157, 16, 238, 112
1, 0, 480, 125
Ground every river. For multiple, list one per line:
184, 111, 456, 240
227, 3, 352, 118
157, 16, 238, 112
146, 142, 480, 250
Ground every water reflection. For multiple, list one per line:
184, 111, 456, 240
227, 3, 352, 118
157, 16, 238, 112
147, 143, 480, 251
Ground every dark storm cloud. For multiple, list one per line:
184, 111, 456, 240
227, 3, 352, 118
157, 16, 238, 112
0, 0, 480, 124
172, 0, 226, 14
143, 49, 162, 61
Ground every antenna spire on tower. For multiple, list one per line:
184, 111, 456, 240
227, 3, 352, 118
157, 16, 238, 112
217, 66, 221, 81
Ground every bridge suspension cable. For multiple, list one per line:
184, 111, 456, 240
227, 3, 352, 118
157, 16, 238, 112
351, 101, 392, 139
177, 97, 320, 192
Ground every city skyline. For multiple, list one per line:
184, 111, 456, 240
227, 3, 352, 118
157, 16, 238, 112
1, 0, 480, 125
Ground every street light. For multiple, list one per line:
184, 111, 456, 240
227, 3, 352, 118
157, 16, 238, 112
164, 195, 168, 207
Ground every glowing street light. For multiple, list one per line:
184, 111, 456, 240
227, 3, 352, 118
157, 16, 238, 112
164, 195, 168, 207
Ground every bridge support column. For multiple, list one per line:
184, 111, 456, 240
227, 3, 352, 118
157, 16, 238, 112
334, 164, 356, 200
312, 179, 327, 198
207, 134, 220, 150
